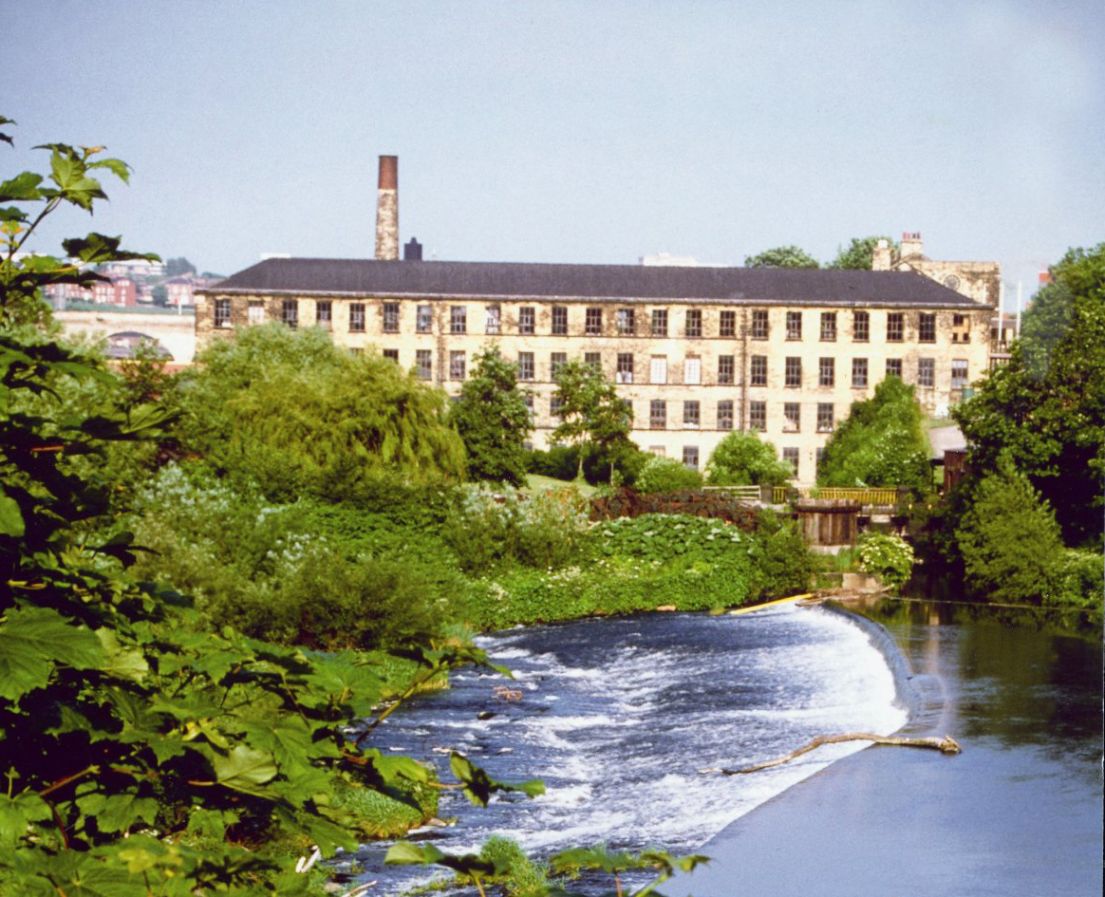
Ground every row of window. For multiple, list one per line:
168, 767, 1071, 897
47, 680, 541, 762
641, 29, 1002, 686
416, 348, 969, 391
212, 298, 970, 345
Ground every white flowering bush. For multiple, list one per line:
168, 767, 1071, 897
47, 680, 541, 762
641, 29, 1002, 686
857, 532, 916, 590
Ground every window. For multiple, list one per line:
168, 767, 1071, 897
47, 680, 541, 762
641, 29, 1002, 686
519, 306, 535, 334
820, 312, 837, 342
517, 352, 535, 381
616, 308, 635, 335
783, 447, 799, 478
650, 355, 667, 384
415, 349, 432, 381
685, 309, 702, 338
383, 349, 399, 363
523, 394, 534, 420
717, 400, 734, 430
214, 298, 231, 328
887, 312, 904, 342
683, 446, 700, 470
552, 306, 568, 335
852, 357, 868, 388
649, 446, 666, 457
918, 357, 935, 387
314, 300, 332, 329
683, 400, 700, 429
853, 311, 869, 342
816, 447, 825, 472
551, 352, 567, 378
616, 353, 634, 384
449, 351, 466, 381
785, 356, 802, 388
952, 359, 969, 389
751, 309, 769, 340
382, 302, 398, 333
350, 303, 366, 333
718, 355, 734, 385
585, 307, 603, 335
786, 311, 802, 341
784, 402, 800, 433
819, 357, 835, 387
450, 305, 467, 334
750, 355, 767, 387
248, 300, 265, 324
416, 304, 433, 333
651, 308, 668, 337
485, 304, 501, 334
749, 401, 766, 432
719, 310, 736, 338
684, 356, 701, 385
952, 314, 970, 344
621, 399, 634, 425
886, 358, 902, 379
650, 399, 666, 429
919, 313, 936, 343
584, 352, 602, 370
550, 396, 563, 417
817, 403, 834, 433
282, 299, 298, 328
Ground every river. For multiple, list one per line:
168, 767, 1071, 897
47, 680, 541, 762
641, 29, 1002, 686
341, 600, 1102, 896
344, 604, 908, 892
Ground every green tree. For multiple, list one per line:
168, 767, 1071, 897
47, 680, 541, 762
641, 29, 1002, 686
743, 245, 820, 269
817, 377, 930, 491
955, 461, 1066, 604
828, 235, 895, 270
449, 346, 532, 485
551, 360, 634, 482
705, 431, 792, 486
954, 244, 1105, 545
179, 325, 466, 500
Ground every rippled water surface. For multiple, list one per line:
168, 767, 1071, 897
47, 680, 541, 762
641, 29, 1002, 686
348, 606, 907, 891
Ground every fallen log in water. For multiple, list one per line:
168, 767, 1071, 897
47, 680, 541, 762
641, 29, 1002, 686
706, 732, 961, 775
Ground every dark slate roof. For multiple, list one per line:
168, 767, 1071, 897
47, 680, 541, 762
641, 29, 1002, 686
204, 258, 981, 308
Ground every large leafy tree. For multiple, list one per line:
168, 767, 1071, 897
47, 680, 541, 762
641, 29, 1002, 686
954, 244, 1105, 546
178, 325, 466, 501
828, 235, 895, 270
449, 346, 532, 485
551, 360, 634, 482
817, 377, 930, 491
743, 245, 820, 269
705, 431, 792, 486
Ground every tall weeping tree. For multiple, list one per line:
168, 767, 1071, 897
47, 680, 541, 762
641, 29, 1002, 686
179, 326, 466, 500
449, 346, 532, 485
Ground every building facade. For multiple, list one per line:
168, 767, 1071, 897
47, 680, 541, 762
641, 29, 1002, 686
196, 260, 992, 484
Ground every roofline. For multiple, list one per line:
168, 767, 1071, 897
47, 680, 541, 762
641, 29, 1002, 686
195, 286, 984, 309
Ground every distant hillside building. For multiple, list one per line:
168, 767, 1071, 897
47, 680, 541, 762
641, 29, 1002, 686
196, 160, 997, 484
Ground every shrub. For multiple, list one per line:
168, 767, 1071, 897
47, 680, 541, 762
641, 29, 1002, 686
1054, 549, 1104, 609
706, 431, 792, 486
527, 445, 581, 481
635, 456, 704, 493
955, 462, 1066, 604
442, 484, 590, 574
856, 532, 916, 590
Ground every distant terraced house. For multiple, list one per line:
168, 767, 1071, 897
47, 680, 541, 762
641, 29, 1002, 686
196, 157, 997, 484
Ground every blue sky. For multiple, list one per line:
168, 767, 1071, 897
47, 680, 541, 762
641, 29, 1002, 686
4, 1, 1103, 304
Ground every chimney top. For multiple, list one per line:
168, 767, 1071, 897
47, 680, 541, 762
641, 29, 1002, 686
378, 155, 398, 191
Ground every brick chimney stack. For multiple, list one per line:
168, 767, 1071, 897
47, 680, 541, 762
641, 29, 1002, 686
375, 155, 399, 261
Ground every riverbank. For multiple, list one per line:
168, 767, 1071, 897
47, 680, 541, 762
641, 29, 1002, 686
670, 597, 1103, 897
